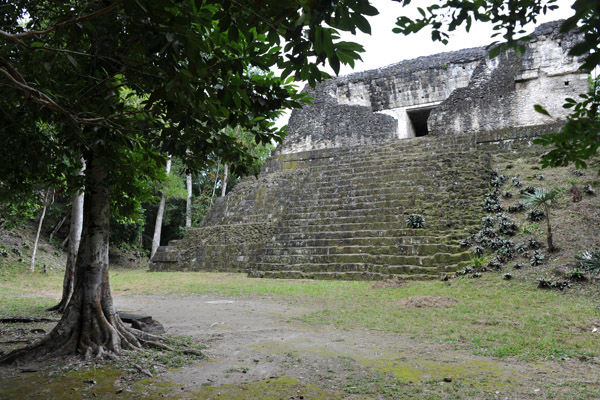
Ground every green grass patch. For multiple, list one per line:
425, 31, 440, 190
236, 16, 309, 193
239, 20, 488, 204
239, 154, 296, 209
1, 269, 598, 361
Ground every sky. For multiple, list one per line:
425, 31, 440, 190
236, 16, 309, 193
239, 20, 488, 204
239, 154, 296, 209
275, 0, 576, 127
334, 0, 576, 75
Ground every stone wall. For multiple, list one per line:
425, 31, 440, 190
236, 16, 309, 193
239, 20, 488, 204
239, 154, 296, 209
428, 20, 588, 135
279, 20, 586, 155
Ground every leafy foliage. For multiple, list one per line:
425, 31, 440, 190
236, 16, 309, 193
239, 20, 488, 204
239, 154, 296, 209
405, 213, 425, 229
576, 249, 600, 274
0, 0, 374, 213
530, 250, 545, 266
527, 209, 546, 222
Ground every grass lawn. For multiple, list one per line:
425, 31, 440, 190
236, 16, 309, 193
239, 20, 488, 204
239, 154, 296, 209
1, 265, 599, 362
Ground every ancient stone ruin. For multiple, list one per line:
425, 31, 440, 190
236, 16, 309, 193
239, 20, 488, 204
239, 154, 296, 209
151, 21, 588, 280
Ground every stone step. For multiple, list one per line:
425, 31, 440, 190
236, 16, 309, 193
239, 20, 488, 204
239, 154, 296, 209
261, 243, 461, 257
286, 195, 484, 211
273, 152, 487, 174
248, 261, 469, 277
264, 235, 460, 247
282, 201, 483, 217
255, 251, 472, 267
249, 270, 441, 280
306, 171, 489, 187
271, 229, 469, 242
304, 152, 486, 174
273, 221, 477, 234
278, 216, 480, 229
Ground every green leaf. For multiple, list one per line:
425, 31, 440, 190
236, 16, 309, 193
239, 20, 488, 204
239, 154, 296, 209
353, 13, 371, 35
533, 104, 551, 117
66, 55, 78, 67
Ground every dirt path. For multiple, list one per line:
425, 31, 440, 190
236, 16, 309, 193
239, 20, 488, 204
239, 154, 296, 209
111, 294, 600, 399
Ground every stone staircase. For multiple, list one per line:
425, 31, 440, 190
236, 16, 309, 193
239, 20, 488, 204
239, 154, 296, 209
249, 137, 488, 280
153, 131, 502, 280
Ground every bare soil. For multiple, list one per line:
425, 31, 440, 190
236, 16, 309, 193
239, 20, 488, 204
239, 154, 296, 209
115, 293, 600, 398
1, 291, 600, 399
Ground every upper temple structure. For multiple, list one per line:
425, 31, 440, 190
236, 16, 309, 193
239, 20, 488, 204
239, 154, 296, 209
279, 20, 587, 154
151, 21, 590, 280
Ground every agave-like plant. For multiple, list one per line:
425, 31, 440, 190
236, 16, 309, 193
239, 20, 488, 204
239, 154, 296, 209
521, 187, 563, 251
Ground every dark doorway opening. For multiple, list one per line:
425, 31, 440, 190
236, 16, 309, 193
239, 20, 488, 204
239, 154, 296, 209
407, 107, 434, 137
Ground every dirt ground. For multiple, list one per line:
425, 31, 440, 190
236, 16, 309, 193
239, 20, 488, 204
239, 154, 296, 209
1, 292, 600, 399
116, 293, 599, 399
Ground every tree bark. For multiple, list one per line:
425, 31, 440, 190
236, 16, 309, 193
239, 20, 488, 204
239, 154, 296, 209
221, 163, 229, 197
545, 205, 554, 251
30, 187, 52, 273
48, 214, 67, 242
210, 162, 220, 204
1, 159, 157, 365
47, 160, 85, 313
185, 171, 192, 228
150, 157, 171, 259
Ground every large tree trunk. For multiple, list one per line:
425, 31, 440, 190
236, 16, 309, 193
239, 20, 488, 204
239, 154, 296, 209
0, 160, 154, 365
150, 157, 172, 259
47, 161, 86, 313
185, 171, 192, 228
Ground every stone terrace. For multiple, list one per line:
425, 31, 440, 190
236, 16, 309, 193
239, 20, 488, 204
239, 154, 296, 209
150, 127, 555, 280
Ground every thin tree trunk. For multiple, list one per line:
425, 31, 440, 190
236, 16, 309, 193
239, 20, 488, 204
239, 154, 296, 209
545, 205, 554, 251
49, 215, 67, 242
150, 157, 171, 259
30, 187, 52, 273
210, 162, 220, 204
185, 171, 192, 227
221, 163, 229, 197
1, 158, 157, 365
48, 160, 85, 313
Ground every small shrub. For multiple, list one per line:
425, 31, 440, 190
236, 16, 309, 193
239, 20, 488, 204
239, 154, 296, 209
527, 209, 545, 222
530, 250, 545, 266
508, 202, 525, 213
584, 184, 595, 195
481, 216, 495, 229
576, 249, 600, 274
572, 170, 584, 177
488, 258, 503, 270
568, 268, 587, 281
513, 262, 523, 269
457, 266, 474, 276
406, 214, 425, 229
482, 193, 502, 212
511, 176, 522, 188
459, 237, 473, 247
537, 278, 571, 291
497, 239, 515, 259
499, 220, 518, 236
520, 186, 536, 195
503, 191, 513, 198
528, 239, 541, 250
515, 242, 528, 254
472, 246, 485, 257
490, 173, 507, 188
503, 273, 512, 280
